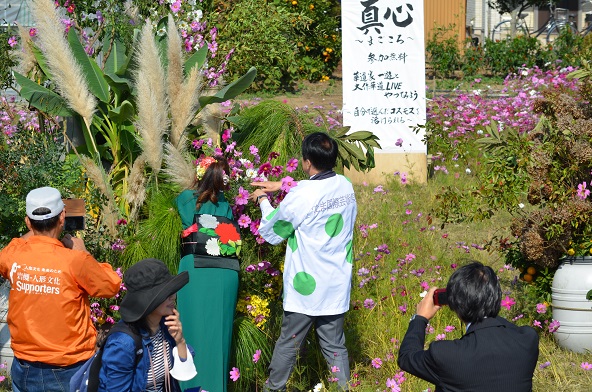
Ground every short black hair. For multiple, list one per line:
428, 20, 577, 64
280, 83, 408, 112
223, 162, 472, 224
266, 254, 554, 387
446, 261, 501, 324
301, 132, 338, 172
29, 208, 62, 232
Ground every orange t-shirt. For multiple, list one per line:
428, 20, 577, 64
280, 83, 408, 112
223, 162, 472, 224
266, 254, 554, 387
0, 235, 122, 366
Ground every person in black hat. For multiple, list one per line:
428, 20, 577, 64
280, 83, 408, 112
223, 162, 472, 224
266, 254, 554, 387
98, 258, 197, 391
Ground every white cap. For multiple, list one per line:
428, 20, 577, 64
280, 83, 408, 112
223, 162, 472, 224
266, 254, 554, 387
26, 187, 65, 221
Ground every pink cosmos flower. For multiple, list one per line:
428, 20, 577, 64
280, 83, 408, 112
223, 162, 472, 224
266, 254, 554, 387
444, 325, 455, 332
222, 128, 232, 143
8, 36, 17, 48
536, 303, 547, 314
363, 298, 375, 309
286, 158, 299, 172
435, 333, 446, 341
548, 319, 560, 333
253, 349, 261, 363
533, 320, 542, 328
386, 378, 401, 391
249, 145, 259, 155
577, 182, 590, 200
29, 28, 37, 37
170, 1, 182, 13
395, 138, 403, 147
404, 253, 416, 262
229, 367, 240, 381
539, 361, 551, 369
331, 365, 340, 373
398, 304, 407, 314
581, 362, 592, 370
500, 296, 516, 310
281, 176, 297, 192
371, 357, 382, 368
234, 187, 249, 205
238, 214, 251, 228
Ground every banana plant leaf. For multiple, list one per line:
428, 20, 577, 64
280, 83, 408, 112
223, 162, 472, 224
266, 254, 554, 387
67, 28, 110, 103
199, 67, 257, 107
14, 72, 73, 117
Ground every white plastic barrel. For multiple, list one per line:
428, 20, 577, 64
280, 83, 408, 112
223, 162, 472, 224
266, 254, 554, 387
0, 279, 13, 369
551, 257, 592, 353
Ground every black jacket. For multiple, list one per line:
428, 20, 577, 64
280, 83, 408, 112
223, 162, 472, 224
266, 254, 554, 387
398, 315, 539, 392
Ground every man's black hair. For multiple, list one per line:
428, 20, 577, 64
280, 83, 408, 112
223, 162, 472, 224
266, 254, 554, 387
446, 261, 501, 324
301, 132, 338, 172
29, 207, 61, 232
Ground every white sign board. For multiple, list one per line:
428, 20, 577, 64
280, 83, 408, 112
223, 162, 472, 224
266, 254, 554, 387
342, 0, 426, 153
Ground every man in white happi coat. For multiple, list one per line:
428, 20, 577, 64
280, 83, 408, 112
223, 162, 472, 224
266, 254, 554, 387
250, 132, 357, 391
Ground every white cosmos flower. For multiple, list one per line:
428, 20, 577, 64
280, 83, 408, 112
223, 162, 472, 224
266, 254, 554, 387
420, 290, 428, 298
466, 168, 471, 174
313, 383, 323, 392
198, 214, 218, 229
157, 27, 167, 37
518, 203, 525, 209
245, 168, 258, 179
205, 238, 221, 256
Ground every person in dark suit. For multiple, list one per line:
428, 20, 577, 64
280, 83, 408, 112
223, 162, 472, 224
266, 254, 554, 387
397, 261, 539, 392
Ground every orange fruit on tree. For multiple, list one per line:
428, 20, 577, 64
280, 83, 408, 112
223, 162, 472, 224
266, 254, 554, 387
526, 266, 536, 275
522, 273, 533, 283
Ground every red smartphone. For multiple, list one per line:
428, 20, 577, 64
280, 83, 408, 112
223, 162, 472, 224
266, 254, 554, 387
433, 288, 448, 306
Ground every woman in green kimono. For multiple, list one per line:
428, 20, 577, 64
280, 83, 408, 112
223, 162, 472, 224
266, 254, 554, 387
176, 157, 240, 392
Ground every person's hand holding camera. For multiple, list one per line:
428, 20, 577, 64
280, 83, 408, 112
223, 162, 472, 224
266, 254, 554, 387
416, 287, 442, 321
61, 234, 88, 253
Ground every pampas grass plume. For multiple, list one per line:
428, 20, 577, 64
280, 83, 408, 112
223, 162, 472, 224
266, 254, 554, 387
135, 21, 168, 174
31, 0, 96, 127
163, 143, 196, 190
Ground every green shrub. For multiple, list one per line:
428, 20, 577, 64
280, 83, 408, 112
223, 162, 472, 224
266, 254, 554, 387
426, 23, 460, 79
0, 26, 17, 89
461, 39, 485, 78
483, 35, 548, 76
214, 0, 303, 91
273, 0, 341, 82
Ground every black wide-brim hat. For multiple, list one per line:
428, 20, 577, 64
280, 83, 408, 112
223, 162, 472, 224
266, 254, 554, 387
120, 258, 189, 323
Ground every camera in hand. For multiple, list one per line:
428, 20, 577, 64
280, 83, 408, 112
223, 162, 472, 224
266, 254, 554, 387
433, 288, 448, 306
63, 198, 85, 231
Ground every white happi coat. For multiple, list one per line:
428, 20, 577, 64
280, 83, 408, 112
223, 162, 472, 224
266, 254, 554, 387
258, 174, 357, 316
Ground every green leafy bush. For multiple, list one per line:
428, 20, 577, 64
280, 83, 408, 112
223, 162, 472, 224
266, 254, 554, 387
483, 35, 549, 77
461, 39, 485, 78
214, 0, 303, 91
426, 24, 460, 79
273, 0, 341, 82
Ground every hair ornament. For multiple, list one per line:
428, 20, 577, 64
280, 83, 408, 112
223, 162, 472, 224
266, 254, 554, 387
196, 156, 217, 180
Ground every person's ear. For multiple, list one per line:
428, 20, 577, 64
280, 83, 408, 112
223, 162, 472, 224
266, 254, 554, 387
25, 216, 32, 231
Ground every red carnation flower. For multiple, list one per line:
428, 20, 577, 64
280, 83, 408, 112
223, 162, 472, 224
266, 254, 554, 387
215, 223, 240, 244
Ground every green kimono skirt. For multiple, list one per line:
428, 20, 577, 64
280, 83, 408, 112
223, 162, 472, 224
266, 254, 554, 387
176, 190, 239, 392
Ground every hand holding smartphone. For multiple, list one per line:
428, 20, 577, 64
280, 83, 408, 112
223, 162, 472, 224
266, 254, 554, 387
433, 288, 448, 306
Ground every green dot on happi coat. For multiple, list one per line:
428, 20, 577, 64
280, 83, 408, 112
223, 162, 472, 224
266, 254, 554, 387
346, 239, 353, 264
325, 213, 344, 237
288, 234, 298, 252
273, 220, 294, 239
293, 272, 316, 296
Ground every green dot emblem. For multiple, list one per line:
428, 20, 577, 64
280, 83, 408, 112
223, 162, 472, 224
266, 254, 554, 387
288, 234, 298, 252
346, 239, 353, 264
273, 220, 294, 239
325, 214, 344, 237
293, 272, 316, 296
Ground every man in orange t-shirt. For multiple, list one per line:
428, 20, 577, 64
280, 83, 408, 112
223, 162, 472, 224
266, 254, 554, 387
0, 187, 122, 391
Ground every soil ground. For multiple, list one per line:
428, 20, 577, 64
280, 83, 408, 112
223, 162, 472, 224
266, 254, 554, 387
271, 63, 344, 110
